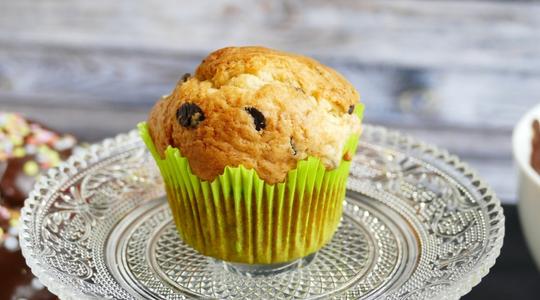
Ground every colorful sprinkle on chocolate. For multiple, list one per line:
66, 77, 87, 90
23, 161, 39, 177
0, 112, 75, 171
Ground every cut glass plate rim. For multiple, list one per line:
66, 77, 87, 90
19, 124, 505, 299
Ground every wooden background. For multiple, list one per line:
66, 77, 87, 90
1, 0, 540, 204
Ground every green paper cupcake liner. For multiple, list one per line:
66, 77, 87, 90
138, 105, 363, 264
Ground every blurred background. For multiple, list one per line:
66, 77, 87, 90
1, 0, 539, 298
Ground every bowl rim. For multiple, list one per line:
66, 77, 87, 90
512, 103, 540, 187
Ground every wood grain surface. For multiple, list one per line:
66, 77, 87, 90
1, 0, 539, 203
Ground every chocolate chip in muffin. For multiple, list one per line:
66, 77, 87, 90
180, 73, 191, 83
245, 107, 266, 131
290, 137, 297, 156
294, 86, 305, 94
177, 103, 205, 128
348, 105, 355, 114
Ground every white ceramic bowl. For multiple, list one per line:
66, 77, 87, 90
513, 103, 540, 270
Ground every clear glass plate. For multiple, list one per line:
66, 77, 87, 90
20, 125, 504, 300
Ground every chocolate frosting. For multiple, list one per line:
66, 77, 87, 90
0, 112, 77, 300
532, 119, 540, 174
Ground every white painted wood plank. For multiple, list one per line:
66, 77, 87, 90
1, 44, 537, 129
0, 0, 539, 72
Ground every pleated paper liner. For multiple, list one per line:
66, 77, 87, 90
138, 107, 362, 264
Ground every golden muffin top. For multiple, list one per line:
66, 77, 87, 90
148, 46, 362, 183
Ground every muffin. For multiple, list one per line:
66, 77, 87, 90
0, 112, 77, 300
139, 46, 363, 264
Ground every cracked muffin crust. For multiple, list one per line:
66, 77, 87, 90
148, 46, 362, 184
